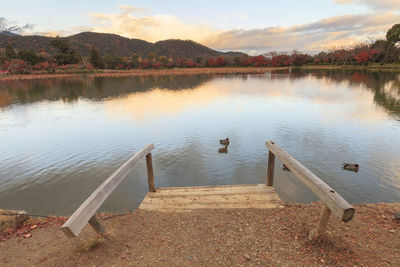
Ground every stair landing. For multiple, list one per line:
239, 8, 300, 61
138, 184, 283, 211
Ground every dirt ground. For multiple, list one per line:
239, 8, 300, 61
0, 203, 399, 266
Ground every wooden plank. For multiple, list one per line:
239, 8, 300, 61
61, 143, 155, 237
140, 203, 282, 211
265, 140, 355, 222
139, 184, 283, 211
154, 184, 275, 195
89, 215, 105, 234
146, 153, 155, 192
267, 150, 275, 186
309, 205, 331, 239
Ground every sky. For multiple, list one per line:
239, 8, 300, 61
1, 0, 400, 54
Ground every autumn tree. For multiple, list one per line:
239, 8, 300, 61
148, 52, 157, 63
386, 24, 400, 45
103, 55, 124, 69
18, 50, 41, 65
5, 45, 17, 59
195, 57, 203, 65
131, 53, 140, 68
215, 56, 226, 67
89, 46, 104, 68
159, 55, 168, 64
50, 37, 80, 65
233, 56, 241, 66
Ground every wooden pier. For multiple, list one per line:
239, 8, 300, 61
139, 184, 283, 211
61, 141, 355, 240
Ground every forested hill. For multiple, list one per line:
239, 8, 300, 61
0, 31, 246, 59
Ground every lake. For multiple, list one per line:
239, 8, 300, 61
0, 69, 399, 216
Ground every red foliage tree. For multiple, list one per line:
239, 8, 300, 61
253, 55, 266, 67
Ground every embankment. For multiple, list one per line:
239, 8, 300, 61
0, 202, 399, 266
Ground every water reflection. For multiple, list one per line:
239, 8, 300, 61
0, 75, 214, 107
1, 70, 399, 119
289, 69, 400, 117
0, 69, 399, 215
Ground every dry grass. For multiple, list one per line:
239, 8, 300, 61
0, 67, 286, 81
75, 236, 106, 252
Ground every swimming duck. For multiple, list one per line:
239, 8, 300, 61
218, 146, 228, 153
219, 138, 229, 146
343, 163, 359, 172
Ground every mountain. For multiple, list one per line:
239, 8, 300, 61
0, 31, 21, 37
0, 31, 246, 59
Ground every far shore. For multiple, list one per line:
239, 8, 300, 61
1, 64, 400, 81
0, 67, 287, 81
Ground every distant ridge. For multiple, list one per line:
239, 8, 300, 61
0, 31, 246, 59
0, 31, 20, 37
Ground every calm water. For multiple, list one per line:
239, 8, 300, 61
0, 69, 399, 215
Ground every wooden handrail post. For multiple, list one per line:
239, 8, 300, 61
265, 140, 355, 222
146, 153, 155, 192
309, 205, 331, 240
89, 215, 105, 235
267, 150, 275, 186
61, 144, 155, 238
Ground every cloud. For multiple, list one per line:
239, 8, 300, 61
87, 5, 399, 54
333, 0, 400, 10
0, 17, 34, 33
118, 5, 149, 13
90, 6, 218, 43
236, 14, 247, 20
205, 11, 400, 53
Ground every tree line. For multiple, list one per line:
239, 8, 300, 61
1, 24, 399, 74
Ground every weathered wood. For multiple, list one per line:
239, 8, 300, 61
267, 150, 275, 186
139, 184, 283, 211
146, 153, 155, 192
61, 143, 155, 237
265, 140, 355, 222
309, 205, 331, 239
89, 215, 105, 234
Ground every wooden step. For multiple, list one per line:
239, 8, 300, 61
138, 184, 283, 211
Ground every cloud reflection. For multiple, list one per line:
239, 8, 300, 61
104, 72, 396, 124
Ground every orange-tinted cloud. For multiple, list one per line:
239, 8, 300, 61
333, 0, 399, 10
87, 5, 399, 54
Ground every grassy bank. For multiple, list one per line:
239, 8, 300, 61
0, 67, 289, 81
0, 202, 399, 266
300, 63, 400, 71
2, 64, 400, 82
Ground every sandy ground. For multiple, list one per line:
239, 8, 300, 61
0, 67, 289, 81
0, 203, 399, 266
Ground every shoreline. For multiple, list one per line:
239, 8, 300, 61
1, 65, 400, 81
0, 67, 286, 81
1, 202, 399, 266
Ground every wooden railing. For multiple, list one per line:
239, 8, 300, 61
61, 144, 155, 238
265, 140, 355, 239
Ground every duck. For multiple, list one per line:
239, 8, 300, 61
218, 146, 228, 153
343, 163, 359, 172
219, 138, 230, 146
282, 164, 290, 171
